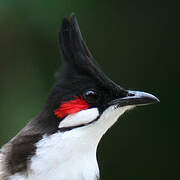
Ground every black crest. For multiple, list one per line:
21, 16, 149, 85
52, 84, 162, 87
57, 13, 125, 91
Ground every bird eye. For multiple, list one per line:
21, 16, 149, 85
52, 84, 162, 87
83, 90, 98, 104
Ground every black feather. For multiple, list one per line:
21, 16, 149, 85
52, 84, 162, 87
58, 13, 125, 91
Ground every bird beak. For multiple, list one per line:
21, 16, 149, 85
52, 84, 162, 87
108, 90, 160, 107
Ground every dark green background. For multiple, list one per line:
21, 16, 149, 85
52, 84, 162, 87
0, 0, 179, 179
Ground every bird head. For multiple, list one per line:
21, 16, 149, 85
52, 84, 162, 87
43, 14, 159, 139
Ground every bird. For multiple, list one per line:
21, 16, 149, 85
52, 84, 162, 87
0, 13, 159, 180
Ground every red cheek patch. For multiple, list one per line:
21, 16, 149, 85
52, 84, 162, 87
54, 96, 90, 118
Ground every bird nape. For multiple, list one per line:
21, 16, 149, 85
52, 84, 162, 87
0, 13, 159, 180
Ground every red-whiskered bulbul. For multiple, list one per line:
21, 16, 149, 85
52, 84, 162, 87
0, 14, 159, 180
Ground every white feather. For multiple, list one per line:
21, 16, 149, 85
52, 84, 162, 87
59, 108, 99, 128
9, 105, 134, 180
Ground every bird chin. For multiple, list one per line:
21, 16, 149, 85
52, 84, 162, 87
88, 105, 135, 134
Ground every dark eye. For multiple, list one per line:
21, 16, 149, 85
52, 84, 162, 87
83, 90, 98, 104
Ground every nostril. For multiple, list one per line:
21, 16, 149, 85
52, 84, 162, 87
128, 92, 135, 97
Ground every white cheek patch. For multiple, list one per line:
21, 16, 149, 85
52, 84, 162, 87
58, 108, 99, 129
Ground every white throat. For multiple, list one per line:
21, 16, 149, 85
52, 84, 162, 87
9, 105, 134, 180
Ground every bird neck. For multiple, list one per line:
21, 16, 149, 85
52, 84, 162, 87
28, 130, 99, 180
26, 105, 133, 180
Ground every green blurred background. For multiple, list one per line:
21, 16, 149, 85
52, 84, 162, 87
0, 0, 179, 179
